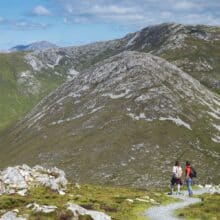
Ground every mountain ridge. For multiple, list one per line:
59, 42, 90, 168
1, 51, 219, 187
0, 23, 220, 188
1, 23, 219, 133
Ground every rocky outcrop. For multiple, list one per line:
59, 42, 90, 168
67, 203, 111, 220
0, 211, 26, 220
0, 165, 67, 195
26, 203, 57, 213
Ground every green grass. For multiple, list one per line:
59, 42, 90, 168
0, 184, 175, 220
175, 193, 220, 220
0, 52, 66, 133
160, 35, 220, 94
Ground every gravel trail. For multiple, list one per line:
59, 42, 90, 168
145, 188, 215, 220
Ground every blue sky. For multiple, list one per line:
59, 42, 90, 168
0, 0, 219, 49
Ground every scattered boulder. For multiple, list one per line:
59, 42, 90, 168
135, 198, 149, 203
0, 211, 26, 220
125, 199, 134, 203
17, 189, 27, 197
67, 203, 112, 220
204, 184, 220, 194
143, 195, 150, 200
75, 183, 81, 189
26, 203, 57, 213
0, 164, 68, 196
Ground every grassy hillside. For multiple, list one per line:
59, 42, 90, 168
0, 52, 65, 133
160, 36, 220, 94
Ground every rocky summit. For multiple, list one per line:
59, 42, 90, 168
1, 51, 219, 187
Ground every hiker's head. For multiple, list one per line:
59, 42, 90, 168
175, 161, 179, 166
186, 161, 190, 166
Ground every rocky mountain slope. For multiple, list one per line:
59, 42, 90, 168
1, 51, 220, 187
1, 23, 219, 132
26, 23, 220, 92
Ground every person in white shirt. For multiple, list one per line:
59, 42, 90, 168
169, 161, 183, 195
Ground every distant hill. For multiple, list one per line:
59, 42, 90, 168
9, 41, 58, 52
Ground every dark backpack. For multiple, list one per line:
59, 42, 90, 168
190, 166, 197, 178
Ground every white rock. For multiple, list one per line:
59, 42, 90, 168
59, 190, 66, 195
125, 199, 134, 203
143, 195, 150, 200
75, 183, 81, 189
27, 203, 57, 213
1, 167, 27, 189
0, 211, 26, 220
17, 189, 27, 197
0, 165, 68, 195
67, 203, 111, 220
135, 198, 149, 203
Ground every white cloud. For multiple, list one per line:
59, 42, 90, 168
183, 13, 220, 25
90, 5, 136, 15
160, 11, 172, 19
0, 17, 50, 30
173, 1, 198, 10
15, 21, 49, 29
32, 5, 52, 16
55, 0, 220, 26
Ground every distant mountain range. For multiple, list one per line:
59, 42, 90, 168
0, 23, 219, 187
9, 41, 58, 52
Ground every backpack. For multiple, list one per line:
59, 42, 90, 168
190, 166, 197, 178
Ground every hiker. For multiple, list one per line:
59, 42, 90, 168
169, 161, 182, 195
185, 161, 193, 196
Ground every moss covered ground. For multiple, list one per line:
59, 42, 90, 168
175, 193, 220, 220
0, 184, 175, 220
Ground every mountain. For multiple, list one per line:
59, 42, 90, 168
26, 23, 220, 92
0, 23, 220, 187
1, 23, 219, 132
1, 51, 219, 187
10, 41, 57, 52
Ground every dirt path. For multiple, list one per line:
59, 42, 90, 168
145, 188, 212, 220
